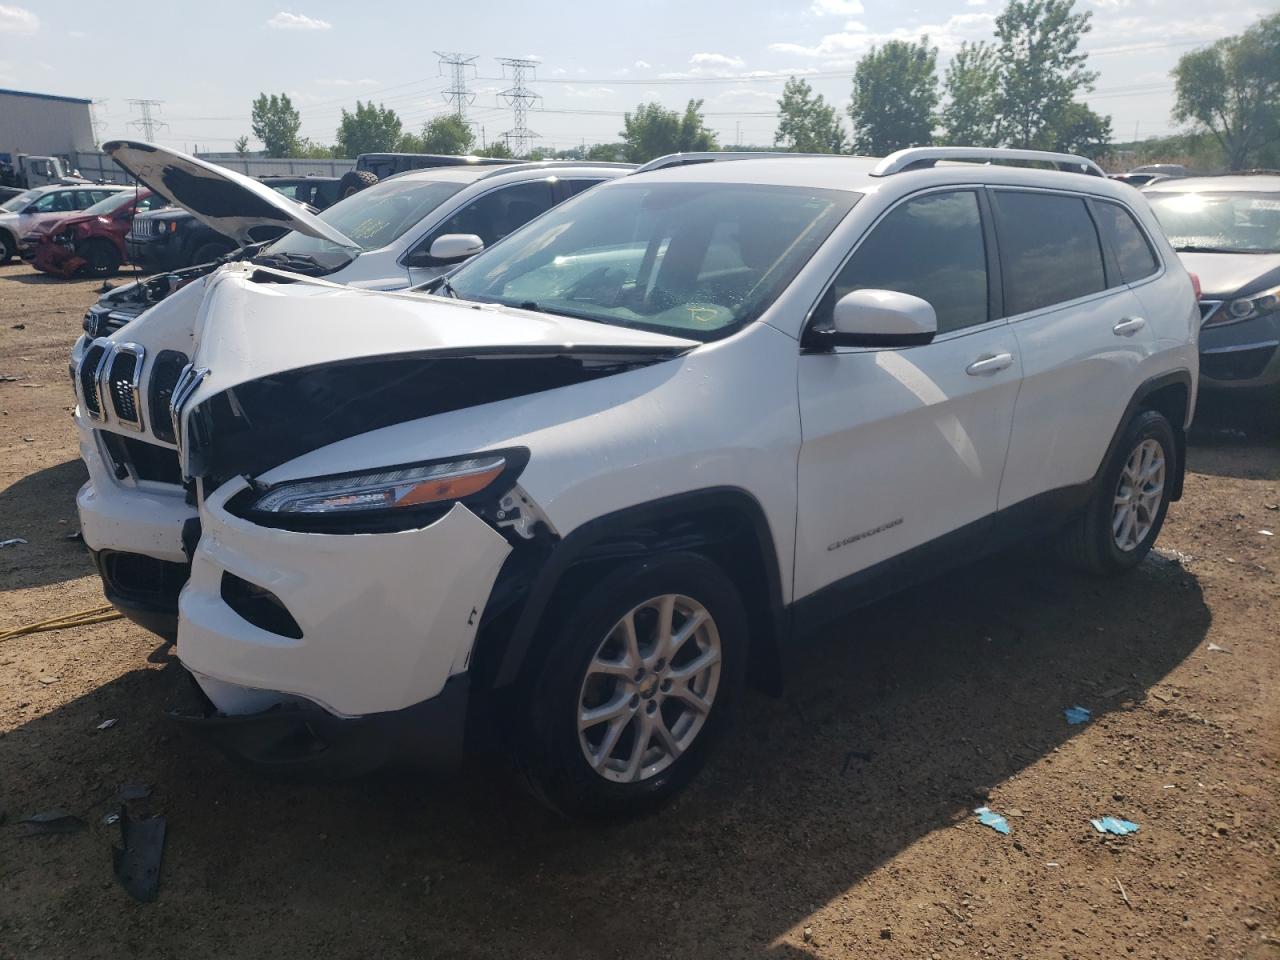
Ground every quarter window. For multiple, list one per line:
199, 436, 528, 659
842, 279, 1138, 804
817, 190, 989, 334
1094, 201, 1159, 283
993, 191, 1106, 315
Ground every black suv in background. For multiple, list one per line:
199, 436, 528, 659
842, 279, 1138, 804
125, 174, 342, 271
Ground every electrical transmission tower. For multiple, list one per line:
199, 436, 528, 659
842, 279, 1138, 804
496, 57, 542, 157
127, 99, 168, 141
436, 52, 478, 122
89, 99, 109, 146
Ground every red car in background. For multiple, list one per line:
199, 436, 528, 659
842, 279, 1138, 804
28, 189, 169, 278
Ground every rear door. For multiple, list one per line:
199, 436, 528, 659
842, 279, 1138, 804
993, 189, 1156, 512
794, 188, 1022, 606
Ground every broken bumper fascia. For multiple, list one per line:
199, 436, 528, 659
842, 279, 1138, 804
169, 671, 471, 777
177, 480, 513, 720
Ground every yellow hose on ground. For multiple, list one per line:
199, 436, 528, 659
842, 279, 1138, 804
0, 605, 123, 642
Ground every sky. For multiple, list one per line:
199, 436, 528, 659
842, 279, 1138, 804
0, 0, 1271, 155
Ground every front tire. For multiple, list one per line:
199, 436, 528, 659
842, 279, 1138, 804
81, 239, 121, 277
1058, 409, 1176, 574
517, 553, 747, 819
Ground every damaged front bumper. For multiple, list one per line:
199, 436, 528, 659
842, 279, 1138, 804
173, 478, 513, 771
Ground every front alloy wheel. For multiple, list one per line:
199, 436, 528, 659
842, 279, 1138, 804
577, 594, 722, 784
1112, 438, 1166, 551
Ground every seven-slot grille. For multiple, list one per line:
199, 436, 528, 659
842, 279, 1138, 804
130, 218, 156, 239
77, 341, 108, 420
106, 343, 145, 430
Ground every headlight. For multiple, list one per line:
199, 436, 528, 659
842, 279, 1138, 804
1207, 283, 1280, 327
250, 455, 509, 515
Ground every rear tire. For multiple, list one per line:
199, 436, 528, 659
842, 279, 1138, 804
191, 242, 234, 266
81, 239, 121, 277
0, 230, 14, 263
1057, 409, 1176, 574
338, 170, 378, 199
516, 552, 747, 819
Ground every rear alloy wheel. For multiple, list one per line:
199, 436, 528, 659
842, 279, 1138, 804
1057, 408, 1176, 574
519, 553, 746, 819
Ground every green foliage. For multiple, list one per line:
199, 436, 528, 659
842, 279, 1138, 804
586, 142, 627, 162
233, 135, 250, 155
1042, 101, 1111, 157
620, 100, 718, 163
1102, 131, 1225, 173
414, 114, 476, 155
250, 93, 301, 158
335, 101, 404, 157
848, 38, 938, 155
1172, 12, 1280, 171
774, 77, 847, 153
942, 42, 1002, 147
994, 0, 1099, 149
295, 138, 337, 159
476, 141, 515, 159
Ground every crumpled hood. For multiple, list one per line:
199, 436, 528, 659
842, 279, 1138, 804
1179, 251, 1280, 299
103, 140, 356, 249
175, 266, 699, 482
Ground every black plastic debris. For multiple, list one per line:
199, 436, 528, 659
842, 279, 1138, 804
117, 783, 152, 802
112, 809, 166, 902
19, 809, 87, 835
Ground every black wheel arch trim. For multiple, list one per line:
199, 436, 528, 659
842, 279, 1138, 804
1095, 368, 1193, 502
484, 486, 787, 693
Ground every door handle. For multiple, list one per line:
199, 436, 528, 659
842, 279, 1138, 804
965, 352, 1014, 376
1113, 316, 1146, 336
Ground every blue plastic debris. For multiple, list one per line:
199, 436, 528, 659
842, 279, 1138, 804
975, 807, 1011, 835
1064, 705, 1091, 725
1091, 817, 1140, 836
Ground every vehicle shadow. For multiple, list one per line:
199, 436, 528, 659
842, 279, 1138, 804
1188, 392, 1280, 482
0, 547, 1208, 959
0, 457, 93, 590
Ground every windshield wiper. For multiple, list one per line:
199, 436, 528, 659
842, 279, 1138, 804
438, 277, 459, 299
1174, 244, 1256, 254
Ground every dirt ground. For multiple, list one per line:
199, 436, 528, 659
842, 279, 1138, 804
0, 259, 1277, 960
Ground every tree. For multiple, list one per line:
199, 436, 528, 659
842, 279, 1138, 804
942, 42, 1001, 147
774, 77, 847, 153
620, 100, 717, 163
1172, 12, 1280, 171
296, 138, 337, 159
994, 0, 1098, 149
335, 101, 404, 157
251, 93, 301, 158
848, 38, 938, 155
586, 142, 627, 162
1041, 101, 1111, 156
476, 141, 515, 159
233, 135, 250, 155
416, 114, 475, 155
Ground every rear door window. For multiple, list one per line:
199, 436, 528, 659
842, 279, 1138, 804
816, 190, 989, 334
419, 181, 555, 258
992, 191, 1106, 315
1094, 201, 1159, 283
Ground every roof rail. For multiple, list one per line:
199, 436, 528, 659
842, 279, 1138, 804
474, 159, 638, 182
872, 147, 1105, 178
635, 151, 848, 174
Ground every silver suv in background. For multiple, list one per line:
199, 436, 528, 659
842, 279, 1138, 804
1145, 173, 1280, 399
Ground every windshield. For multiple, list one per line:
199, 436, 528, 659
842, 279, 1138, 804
82, 191, 139, 217
260, 177, 466, 267
1, 189, 38, 212
444, 181, 857, 341
1148, 191, 1280, 254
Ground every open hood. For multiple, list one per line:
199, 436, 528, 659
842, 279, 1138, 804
102, 140, 356, 248
176, 266, 698, 481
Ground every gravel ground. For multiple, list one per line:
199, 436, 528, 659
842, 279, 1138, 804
1, 261, 1277, 959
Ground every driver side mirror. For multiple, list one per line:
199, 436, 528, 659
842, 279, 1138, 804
426, 233, 485, 265
805, 289, 937, 349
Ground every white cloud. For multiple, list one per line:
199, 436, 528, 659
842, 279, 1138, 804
965, 0, 988, 5
564, 85, 616, 99
770, 12, 994, 58
267, 11, 332, 30
635, 59, 652, 69
313, 77, 379, 87
551, 67, 568, 76
0, 5, 38, 34
810, 0, 863, 15
690, 52, 746, 68
68, 29, 87, 38
612, 67, 631, 76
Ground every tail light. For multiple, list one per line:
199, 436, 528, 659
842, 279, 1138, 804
1189, 271, 1201, 300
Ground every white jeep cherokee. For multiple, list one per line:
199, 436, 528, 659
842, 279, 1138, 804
74, 148, 1198, 816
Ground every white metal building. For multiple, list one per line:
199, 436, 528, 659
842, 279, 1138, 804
0, 88, 96, 159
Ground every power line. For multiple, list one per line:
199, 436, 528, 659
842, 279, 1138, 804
497, 57, 542, 156
127, 99, 168, 141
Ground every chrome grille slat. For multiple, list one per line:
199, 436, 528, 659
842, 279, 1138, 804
77, 341, 110, 420
106, 343, 146, 431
